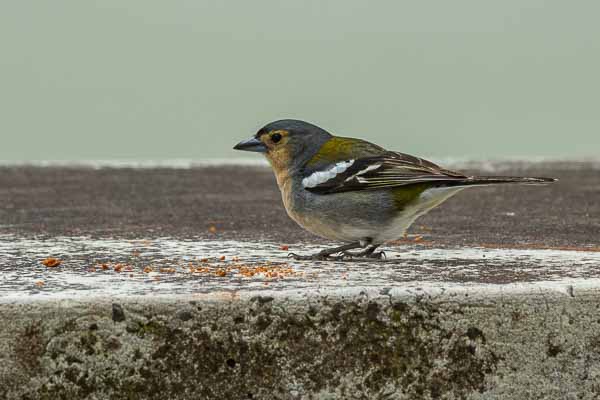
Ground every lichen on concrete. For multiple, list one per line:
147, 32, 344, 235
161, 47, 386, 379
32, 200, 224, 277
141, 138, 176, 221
1, 290, 600, 399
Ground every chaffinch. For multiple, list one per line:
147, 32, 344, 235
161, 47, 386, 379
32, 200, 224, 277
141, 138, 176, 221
234, 119, 556, 260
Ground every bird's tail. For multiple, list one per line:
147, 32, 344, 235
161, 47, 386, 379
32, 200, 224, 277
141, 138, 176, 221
457, 176, 557, 186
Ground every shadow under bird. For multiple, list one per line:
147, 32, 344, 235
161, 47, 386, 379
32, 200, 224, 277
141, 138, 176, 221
234, 119, 556, 260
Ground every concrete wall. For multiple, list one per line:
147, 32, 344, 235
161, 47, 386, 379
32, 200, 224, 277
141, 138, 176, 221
2, 290, 599, 399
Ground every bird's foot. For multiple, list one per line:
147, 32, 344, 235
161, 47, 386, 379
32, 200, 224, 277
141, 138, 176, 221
287, 242, 364, 261
341, 250, 387, 261
288, 251, 386, 262
368, 251, 387, 260
288, 252, 346, 261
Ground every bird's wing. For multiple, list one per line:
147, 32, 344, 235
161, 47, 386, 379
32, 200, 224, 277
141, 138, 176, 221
302, 151, 468, 194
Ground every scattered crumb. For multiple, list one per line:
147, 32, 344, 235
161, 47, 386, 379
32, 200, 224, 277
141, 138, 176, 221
413, 235, 423, 242
114, 264, 124, 273
159, 268, 176, 273
101, 264, 110, 271
280, 245, 289, 251
200, 258, 208, 263
34, 280, 45, 287
215, 269, 227, 277
219, 255, 226, 261
42, 258, 61, 268
208, 226, 217, 234
143, 266, 154, 273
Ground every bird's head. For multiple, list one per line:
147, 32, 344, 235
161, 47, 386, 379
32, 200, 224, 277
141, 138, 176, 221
234, 119, 332, 172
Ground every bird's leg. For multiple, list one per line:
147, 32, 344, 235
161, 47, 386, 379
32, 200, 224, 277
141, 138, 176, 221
288, 242, 363, 261
343, 244, 387, 260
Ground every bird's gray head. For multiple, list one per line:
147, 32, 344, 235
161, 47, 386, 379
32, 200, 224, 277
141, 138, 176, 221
234, 119, 332, 171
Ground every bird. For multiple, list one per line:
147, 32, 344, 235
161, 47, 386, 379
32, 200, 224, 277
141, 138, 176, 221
234, 119, 556, 260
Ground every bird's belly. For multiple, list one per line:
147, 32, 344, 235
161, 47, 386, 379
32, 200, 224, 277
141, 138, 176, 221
374, 187, 465, 243
282, 182, 464, 244
288, 212, 373, 242
284, 188, 395, 242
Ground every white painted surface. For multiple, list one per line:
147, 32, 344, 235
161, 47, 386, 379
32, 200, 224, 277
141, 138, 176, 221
1, 235, 599, 302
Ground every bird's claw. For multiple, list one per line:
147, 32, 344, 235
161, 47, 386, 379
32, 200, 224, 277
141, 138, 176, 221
340, 250, 387, 261
288, 253, 312, 261
288, 251, 387, 262
288, 252, 345, 261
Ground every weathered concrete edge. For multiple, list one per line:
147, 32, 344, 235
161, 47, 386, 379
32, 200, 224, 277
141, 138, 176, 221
1, 289, 600, 399
1, 277, 595, 305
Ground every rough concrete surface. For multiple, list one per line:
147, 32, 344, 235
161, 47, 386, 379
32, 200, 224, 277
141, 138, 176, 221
0, 161, 599, 399
2, 292, 600, 400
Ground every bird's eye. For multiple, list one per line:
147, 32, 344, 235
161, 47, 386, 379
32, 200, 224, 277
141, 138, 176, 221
271, 133, 282, 143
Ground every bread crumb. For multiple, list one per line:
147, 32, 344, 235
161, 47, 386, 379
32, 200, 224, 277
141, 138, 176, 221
42, 258, 61, 268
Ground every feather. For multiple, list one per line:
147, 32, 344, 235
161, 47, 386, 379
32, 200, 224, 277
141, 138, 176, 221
303, 151, 554, 195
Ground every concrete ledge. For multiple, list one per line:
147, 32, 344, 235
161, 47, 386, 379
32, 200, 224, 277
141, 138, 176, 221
2, 290, 600, 399
1, 163, 599, 399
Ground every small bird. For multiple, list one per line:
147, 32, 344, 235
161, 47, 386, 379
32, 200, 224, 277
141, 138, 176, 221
234, 119, 556, 260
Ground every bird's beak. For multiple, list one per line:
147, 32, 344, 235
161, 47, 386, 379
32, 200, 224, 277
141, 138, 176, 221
233, 137, 268, 153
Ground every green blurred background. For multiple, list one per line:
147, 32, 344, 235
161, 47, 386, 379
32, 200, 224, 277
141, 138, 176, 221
1, 0, 598, 161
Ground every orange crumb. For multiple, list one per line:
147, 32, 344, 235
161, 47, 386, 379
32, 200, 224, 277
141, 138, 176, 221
42, 258, 61, 268
34, 281, 45, 287
114, 264, 124, 273
280, 245, 289, 251
200, 258, 209, 263
208, 226, 217, 234
215, 269, 227, 277
219, 256, 226, 261
101, 264, 110, 271
159, 268, 176, 273
143, 266, 153, 273
414, 235, 423, 242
